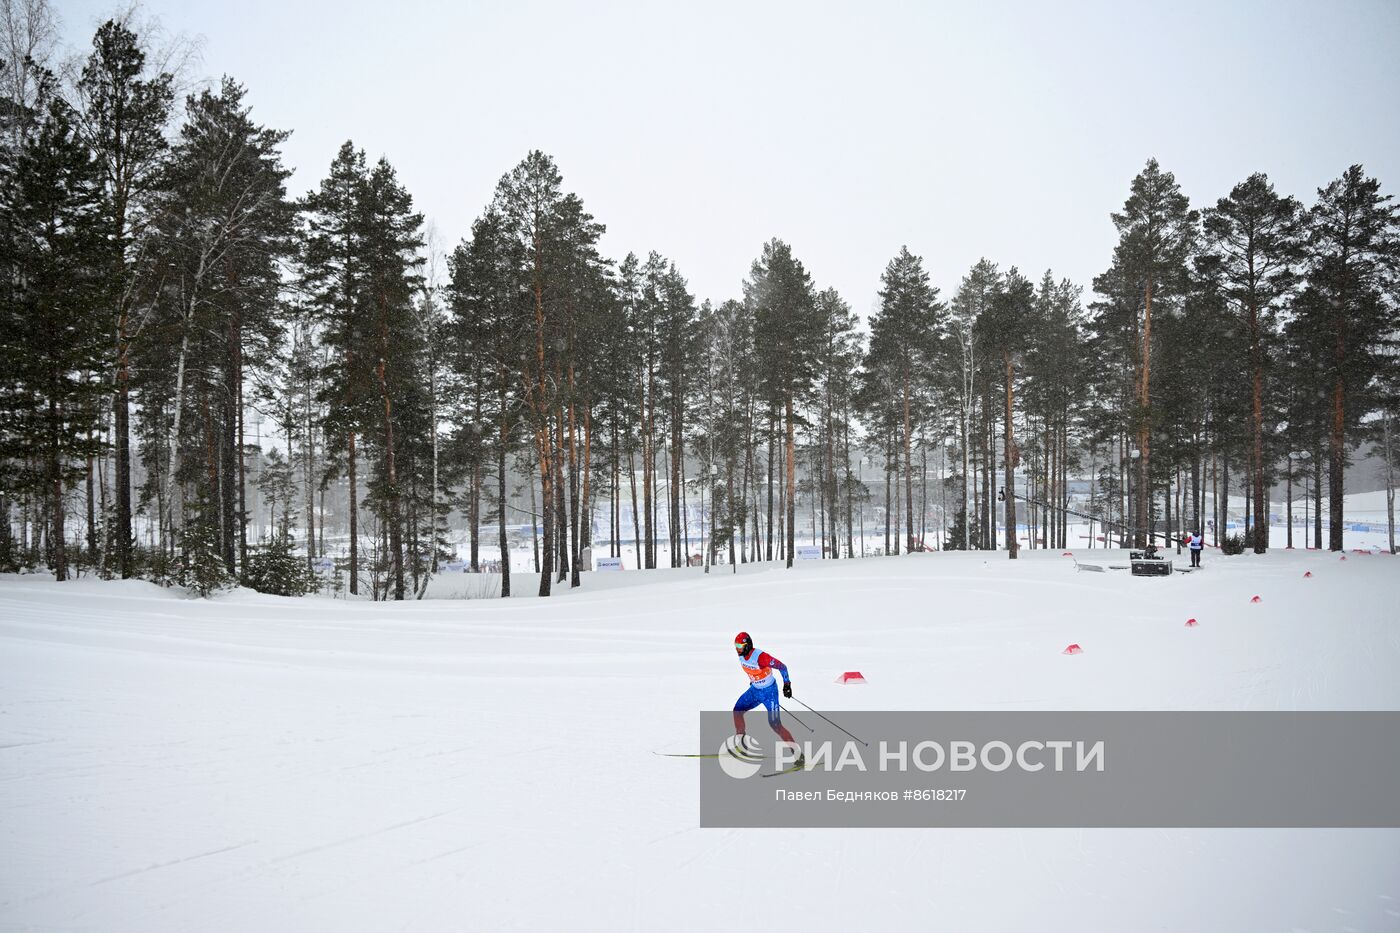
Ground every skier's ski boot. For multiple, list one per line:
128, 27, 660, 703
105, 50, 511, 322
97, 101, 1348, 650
727, 734, 762, 762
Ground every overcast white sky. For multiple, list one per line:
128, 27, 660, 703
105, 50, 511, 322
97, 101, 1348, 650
56, 0, 1400, 318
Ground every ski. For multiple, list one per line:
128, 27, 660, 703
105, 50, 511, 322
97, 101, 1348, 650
762, 758, 807, 778
653, 748, 764, 762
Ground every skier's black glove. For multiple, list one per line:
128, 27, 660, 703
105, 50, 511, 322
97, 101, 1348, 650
783, 681, 793, 699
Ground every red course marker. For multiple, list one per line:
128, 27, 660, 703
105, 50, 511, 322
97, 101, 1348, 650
1250, 595, 1261, 603
835, 671, 867, 685
1304, 571, 1313, 578
1185, 618, 1198, 627
1062, 643, 1083, 655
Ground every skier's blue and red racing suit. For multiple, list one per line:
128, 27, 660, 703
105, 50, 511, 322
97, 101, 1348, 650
734, 648, 789, 728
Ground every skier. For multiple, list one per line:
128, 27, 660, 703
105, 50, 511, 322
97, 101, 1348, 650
732, 632, 796, 749
1188, 530, 1204, 568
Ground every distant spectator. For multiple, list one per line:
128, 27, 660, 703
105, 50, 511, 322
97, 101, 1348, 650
1188, 531, 1204, 568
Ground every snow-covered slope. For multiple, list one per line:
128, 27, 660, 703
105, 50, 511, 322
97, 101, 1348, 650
2, 550, 1398, 931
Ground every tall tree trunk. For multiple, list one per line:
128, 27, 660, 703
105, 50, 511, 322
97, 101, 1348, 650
1286, 452, 1294, 549
1165, 471, 1173, 552
536, 420, 554, 595
85, 437, 96, 562
115, 314, 132, 578
1222, 455, 1231, 546
1384, 409, 1396, 555
982, 390, 994, 549
376, 350, 404, 601
671, 398, 682, 567
1249, 290, 1266, 553
1328, 376, 1346, 552
918, 430, 927, 549
567, 392, 580, 587
733, 434, 744, 571
1312, 447, 1323, 549
741, 402, 754, 563
164, 327, 191, 549
1190, 432, 1201, 541
611, 415, 619, 558
233, 297, 247, 572
218, 374, 233, 571
892, 426, 901, 555
1249, 467, 1256, 542
843, 411, 854, 559
468, 450, 481, 574
960, 401, 970, 549
1136, 276, 1154, 549
530, 233, 554, 594
49, 397, 66, 581
884, 441, 891, 555
628, 441, 641, 567
304, 359, 316, 568
554, 408, 568, 583
784, 395, 797, 568
348, 431, 358, 595
528, 453, 539, 572
642, 375, 654, 570
681, 443, 690, 563
777, 428, 786, 561
427, 351, 441, 584
577, 404, 592, 584
824, 415, 834, 557
1003, 352, 1018, 559
902, 375, 915, 553
765, 410, 775, 562
1383, 409, 1396, 555
497, 379, 511, 597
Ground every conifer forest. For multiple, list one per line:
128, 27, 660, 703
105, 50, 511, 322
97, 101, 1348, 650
3, 7, 1398, 599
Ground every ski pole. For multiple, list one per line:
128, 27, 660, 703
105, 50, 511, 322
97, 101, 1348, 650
780, 704, 814, 733
793, 697, 868, 746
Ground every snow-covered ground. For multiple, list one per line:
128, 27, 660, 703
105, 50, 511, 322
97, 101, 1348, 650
2, 548, 1398, 931
424, 514, 1395, 600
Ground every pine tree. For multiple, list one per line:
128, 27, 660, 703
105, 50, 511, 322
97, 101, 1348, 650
74, 18, 174, 579
655, 260, 697, 569
868, 247, 944, 554
146, 77, 294, 573
1185, 265, 1251, 546
0, 70, 108, 580
1022, 273, 1085, 550
812, 288, 861, 558
1200, 173, 1304, 552
447, 207, 527, 595
746, 239, 821, 568
301, 141, 373, 594
977, 268, 1034, 557
179, 503, 232, 597
946, 259, 999, 548
1299, 165, 1398, 550
242, 532, 318, 597
490, 151, 603, 595
357, 156, 425, 600
1096, 159, 1198, 546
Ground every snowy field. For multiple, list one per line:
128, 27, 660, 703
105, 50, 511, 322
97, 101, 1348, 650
3, 548, 1399, 931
